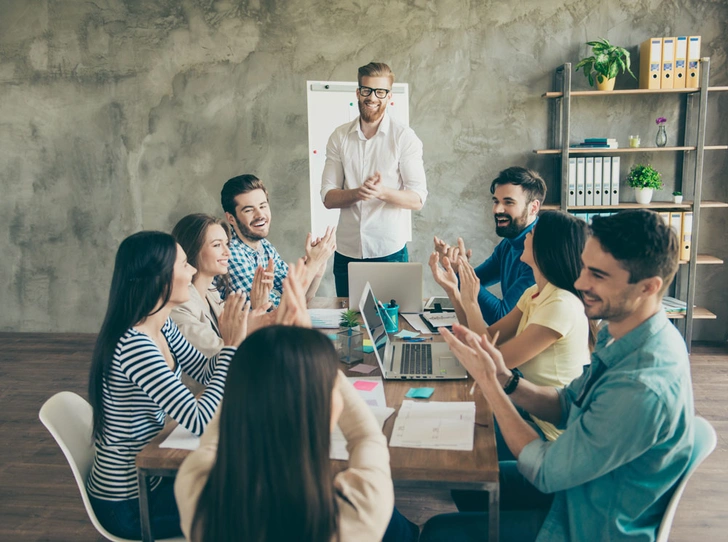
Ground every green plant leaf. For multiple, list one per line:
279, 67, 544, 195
608, 62, 619, 79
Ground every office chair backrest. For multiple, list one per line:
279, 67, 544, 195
40, 391, 139, 542
655, 416, 717, 542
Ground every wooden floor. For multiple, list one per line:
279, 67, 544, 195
1, 333, 727, 541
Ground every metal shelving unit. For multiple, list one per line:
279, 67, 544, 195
540, 59, 727, 349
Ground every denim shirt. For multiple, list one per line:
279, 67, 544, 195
518, 310, 694, 542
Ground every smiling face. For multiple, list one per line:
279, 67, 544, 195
227, 188, 271, 244
574, 237, 644, 322
196, 224, 230, 277
168, 244, 197, 306
356, 75, 391, 124
492, 183, 538, 238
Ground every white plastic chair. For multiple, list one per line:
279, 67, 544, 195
655, 415, 717, 542
39, 391, 184, 542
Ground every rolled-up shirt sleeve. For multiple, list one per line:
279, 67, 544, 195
517, 380, 667, 494
399, 130, 427, 204
321, 131, 345, 201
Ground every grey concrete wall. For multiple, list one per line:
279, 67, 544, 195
1, 0, 726, 340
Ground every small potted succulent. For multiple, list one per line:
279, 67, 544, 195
337, 310, 363, 364
575, 38, 636, 91
673, 191, 683, 204
627, 164, 663, 204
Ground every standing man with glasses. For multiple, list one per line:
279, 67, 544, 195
321, 62, 428, 297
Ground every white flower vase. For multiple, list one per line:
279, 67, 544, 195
634, 188, 654, 204
673, 195, 683, 204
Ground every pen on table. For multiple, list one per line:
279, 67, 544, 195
469, 330, 500, 395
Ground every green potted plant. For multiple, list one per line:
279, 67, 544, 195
627, 164, 663, 204
575, 38, 636, 91
338, 310, 363, 364
672, 190, 683, 204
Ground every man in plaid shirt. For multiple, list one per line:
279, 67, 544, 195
220, 174, 335, 308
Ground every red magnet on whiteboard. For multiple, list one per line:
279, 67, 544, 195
391, 101, 394, 105
313, 150, 317, 154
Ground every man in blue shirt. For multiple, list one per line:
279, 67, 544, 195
434, 167, 546, 324
219, 174, 335, 308
423, 209, 694, 542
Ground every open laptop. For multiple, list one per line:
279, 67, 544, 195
348, 262, 424, 313
359, 282, 468, 380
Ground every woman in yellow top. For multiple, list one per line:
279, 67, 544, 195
431, 210, 595, 444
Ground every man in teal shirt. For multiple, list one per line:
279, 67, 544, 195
422, 209, 694, 542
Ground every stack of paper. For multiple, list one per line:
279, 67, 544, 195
308, 308, 347, 329
662, 296, 689, 313
389, 400, 475, 451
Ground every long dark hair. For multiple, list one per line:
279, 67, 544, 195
192, 326, 339, 542
172, 213, 232, 297
88, 231, 178, 438
532, 211, 597, 349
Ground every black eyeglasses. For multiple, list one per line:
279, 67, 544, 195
358, 86, 390, 99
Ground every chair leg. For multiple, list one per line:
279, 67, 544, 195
137, 468, 154, 542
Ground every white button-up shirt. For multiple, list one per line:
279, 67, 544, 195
320, 114, 427, 259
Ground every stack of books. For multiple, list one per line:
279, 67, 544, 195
571, 138, 619, 149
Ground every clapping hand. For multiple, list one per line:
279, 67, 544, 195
433, 236, 472, 274
358, 172, 386, 201
249, 259, 274, 309
429, 251, 460, 298
305, 226, 337, 272
276, 259, 312, 328
218, 291, 251, 347
457, 256, 481, 306
440, 324, 506, 387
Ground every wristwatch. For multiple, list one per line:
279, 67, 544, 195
503, 368, 523, 395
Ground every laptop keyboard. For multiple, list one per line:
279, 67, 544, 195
401, 343, 433, 375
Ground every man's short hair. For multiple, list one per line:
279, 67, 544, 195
221, 175, 268, 216
590, 210, 679, 292
489, 167, 547, 204
358, 62, 394, 86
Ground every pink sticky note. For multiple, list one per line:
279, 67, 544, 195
349, 364, 377, 374
353, 380, 379, 391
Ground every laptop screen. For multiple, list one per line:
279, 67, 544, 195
359, 283, 389, 365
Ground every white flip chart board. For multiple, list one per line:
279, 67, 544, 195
306, 81, 411, 238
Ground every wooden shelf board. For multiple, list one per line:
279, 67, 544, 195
679, 255, 724, 265
534, 146, 727, 155
542, 201, 728, 211
666, 307, 716, 320
542, 86, 728, 98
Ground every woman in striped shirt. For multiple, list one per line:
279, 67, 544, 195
86, 231, 249, 539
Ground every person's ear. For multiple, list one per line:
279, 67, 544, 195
225, 212, 236, 226
641, 276, 663, 297
529, 199, 541, 217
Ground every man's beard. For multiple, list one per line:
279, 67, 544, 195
235, 216, 267, 242
358, 98, 385, 123
494, 208, 530, 239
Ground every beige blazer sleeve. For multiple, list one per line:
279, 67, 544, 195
174, 414, 220, 541
334, 372, 394, 542
171, 285, 225, 359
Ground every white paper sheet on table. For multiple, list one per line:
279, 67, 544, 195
401, 313, 435, 334
330, 406, 395, 460
308, 308, 347, 328
389, 400, 475, 451
160, 424, 200, 451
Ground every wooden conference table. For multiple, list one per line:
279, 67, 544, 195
136, 298, 499, 542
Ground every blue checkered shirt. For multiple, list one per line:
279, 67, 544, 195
220, 230, 288, 307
